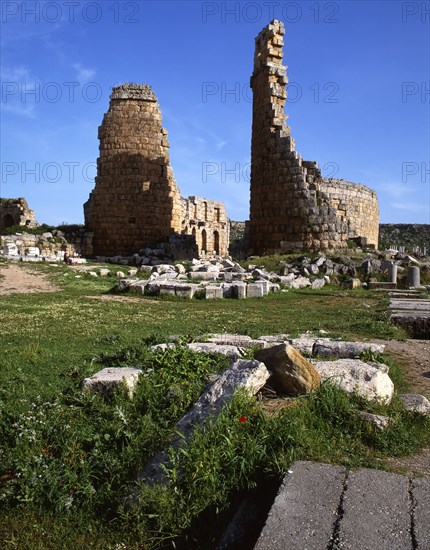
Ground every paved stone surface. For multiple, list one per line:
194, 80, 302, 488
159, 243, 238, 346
254, 461, 430, 550
388, 290, 430, 338
412, 477, 430, 549
254, 461, 346, 549
335, 468, 411, 549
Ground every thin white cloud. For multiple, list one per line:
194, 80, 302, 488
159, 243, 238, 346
73, 63, 96, 83
391, 201, 429, 212
379, 182, 409, 198
0, 66, 36, 117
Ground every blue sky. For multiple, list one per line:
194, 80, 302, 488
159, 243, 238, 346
1, 0, 429, 225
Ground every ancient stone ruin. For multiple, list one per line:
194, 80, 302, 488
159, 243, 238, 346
0, 198, 38, 233
249, 20, 379, 255
84, 84, 229, 259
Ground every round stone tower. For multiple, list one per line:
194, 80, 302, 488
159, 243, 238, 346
84, 83, 182, 257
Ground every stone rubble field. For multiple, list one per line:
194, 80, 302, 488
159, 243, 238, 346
84, 332, 430, 486
84, 250, 430, 300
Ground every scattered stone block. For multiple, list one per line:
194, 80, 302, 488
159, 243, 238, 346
232, 282, 247, 298
83, 367, 141, 398
311, 277, 325, 289
159, 282, 176, 297
343, 278, 361, 289
312, 341, 385, 359
399, 393, 430, 415
89, 271, 98, 277
357, 411, 390, 430
208, 334, 265, 349
248, 282, 265, 298
187, 343, 243, 359
99, 268, 111, 277
312, 359, 394, 402
174, 283, 197, 298
129, 280, 147, 294
255, 344, 321, 395
127, 268, 138, 276
139, 359, 270, 483
117, 277, 136, 291
189, 271, 218, 281
205, 285, 224, 299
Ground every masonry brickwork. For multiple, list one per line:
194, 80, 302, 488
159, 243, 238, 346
181, 196, 229, 257
0, 198, 38, 233
249, 20, 379, 254
84, 84, 228, 259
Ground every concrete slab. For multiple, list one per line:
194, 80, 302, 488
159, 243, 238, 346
254, 461, 346, 550
335, 468, 411, 550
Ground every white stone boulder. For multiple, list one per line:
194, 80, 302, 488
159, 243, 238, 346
187, 343, 243, 359
139, 359, 270, 483
311, 277, 325, 290
83, 367, 141, 398
312, 359, 394, 403
313, 341, 385, 359
207, 334, 266, 349
176, 360, 270, 433
399, 394, 430, 415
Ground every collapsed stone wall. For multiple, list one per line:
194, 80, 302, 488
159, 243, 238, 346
181, 196, 229, 257
320, 179, 379, 248
0, 198, 38, 233
249, 20, 379, 255
85, 84, 229, 259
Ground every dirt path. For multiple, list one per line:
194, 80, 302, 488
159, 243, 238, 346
372, 338, 430, 398
0, 264, 60, 295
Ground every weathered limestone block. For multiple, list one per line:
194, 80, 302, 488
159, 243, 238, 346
255, 344, 321, 395
117, 277, 137, 291
83, 367, 141, 398
312, 341, 385, 359
205, 285, 224, 299
399, 393, 430, 415
312, 359, 394, 402
176, 360, 270, 432
248, 282, 266, 297
187, 343, 243, 359
357, 411, 391, 430
232, 282, 247, 298
343, 278, 362, 289
311, 278, 325, 289
139, 360, 270, 483
129, 280, 147, 294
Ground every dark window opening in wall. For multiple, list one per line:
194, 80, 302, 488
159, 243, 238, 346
214, 207, 220, 222
201, 229, 207, 252
3, 214, 14, 228
129, 217, 136, 224
194, 203, 198, 219
204, 201, 208, 221
213, 230, 220, 255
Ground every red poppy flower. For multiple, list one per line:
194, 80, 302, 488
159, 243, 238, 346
239, 415, 248, 423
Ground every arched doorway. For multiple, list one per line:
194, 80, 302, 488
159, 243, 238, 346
3, 214, 15, 228
201, 229, 207, 253
213, 230, 220, 255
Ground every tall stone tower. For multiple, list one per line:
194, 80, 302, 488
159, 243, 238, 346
249, 20, 379, 254
84, 84, 182, 257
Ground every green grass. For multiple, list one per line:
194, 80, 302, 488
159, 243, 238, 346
1, 262, 426, 549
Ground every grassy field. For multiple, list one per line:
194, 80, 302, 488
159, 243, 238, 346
1, 261, 428, 549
